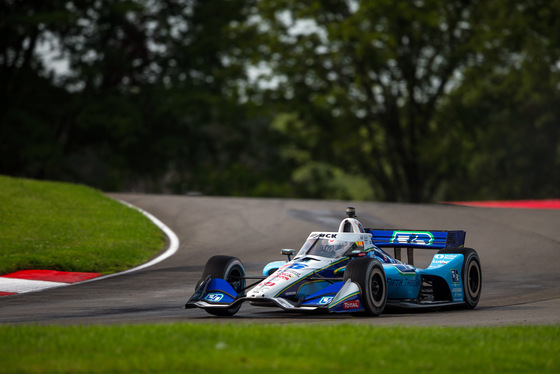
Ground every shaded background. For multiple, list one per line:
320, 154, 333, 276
2, 0, 559, 202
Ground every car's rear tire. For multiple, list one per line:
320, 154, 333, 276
437, 247, 482, 309
343, 257, 387, 316
197, 255, 246, 316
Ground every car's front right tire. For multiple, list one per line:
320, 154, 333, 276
197, 255, 246, 316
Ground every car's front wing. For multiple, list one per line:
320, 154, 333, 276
185, 277, 365, 314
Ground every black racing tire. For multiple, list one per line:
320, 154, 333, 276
343, 257, 387, 316
437, 247, 482, 309
197, 255, 246, 316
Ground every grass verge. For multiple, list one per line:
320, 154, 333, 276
0, 323, 558, 373
0, 175, 165, 274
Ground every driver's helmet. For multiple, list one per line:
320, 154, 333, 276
315, 242, 339, 257
311, 239, 352, 258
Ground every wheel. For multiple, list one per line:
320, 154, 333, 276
437, 247, 482, 309
197, 255, 246, 316
343, 257, 387, 316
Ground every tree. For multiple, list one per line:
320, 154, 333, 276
242, 0, 546, 202
3, 1, 558, 201
239, 0, 493, 202
1, 0, 283, 196
0, 0, 77, 179
440, 0, 560, 200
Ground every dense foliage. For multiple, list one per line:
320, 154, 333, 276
1, 0, 558, 202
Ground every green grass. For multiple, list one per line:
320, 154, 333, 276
0, 175, 165, 274
0, 324, 558, 373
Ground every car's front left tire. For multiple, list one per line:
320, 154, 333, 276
344, 257, 387, 316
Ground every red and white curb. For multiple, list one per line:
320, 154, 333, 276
0, 199, 180, 297
0, 270, 101, 296
442, 199, 560, 210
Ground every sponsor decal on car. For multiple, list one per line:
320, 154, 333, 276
204, 293, 224, 302
432, 259, 449, 265
451, 269, 460, 283
272, 272, 293, 281
429, 254, 460, 269
309, 233, 338, 239
405, 278, 420, 287
286, 263, 308, 270
434, 254, 459, 260
388, 278, 420, 287
319, 296, 334, 304
391, 231, 434, 245
343, 300, 360, 310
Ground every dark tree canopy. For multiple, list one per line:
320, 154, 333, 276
1, 0, 558, 201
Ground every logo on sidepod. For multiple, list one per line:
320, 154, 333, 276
451, 269, 460, 283
434, 254, 459, 260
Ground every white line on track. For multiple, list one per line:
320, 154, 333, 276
1, 199, 180, 294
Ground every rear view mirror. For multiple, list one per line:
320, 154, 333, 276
281, 249, 296, 260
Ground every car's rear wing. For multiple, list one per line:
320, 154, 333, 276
367, 229, 466, 249
366, 229, 466, 265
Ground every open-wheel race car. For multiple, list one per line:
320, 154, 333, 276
185, 207, 481, 317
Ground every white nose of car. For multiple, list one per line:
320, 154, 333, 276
249, 291, 266, 298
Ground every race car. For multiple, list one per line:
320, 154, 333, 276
185, 207, 481, 317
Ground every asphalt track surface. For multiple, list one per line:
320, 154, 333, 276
1, 194, 559, 326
